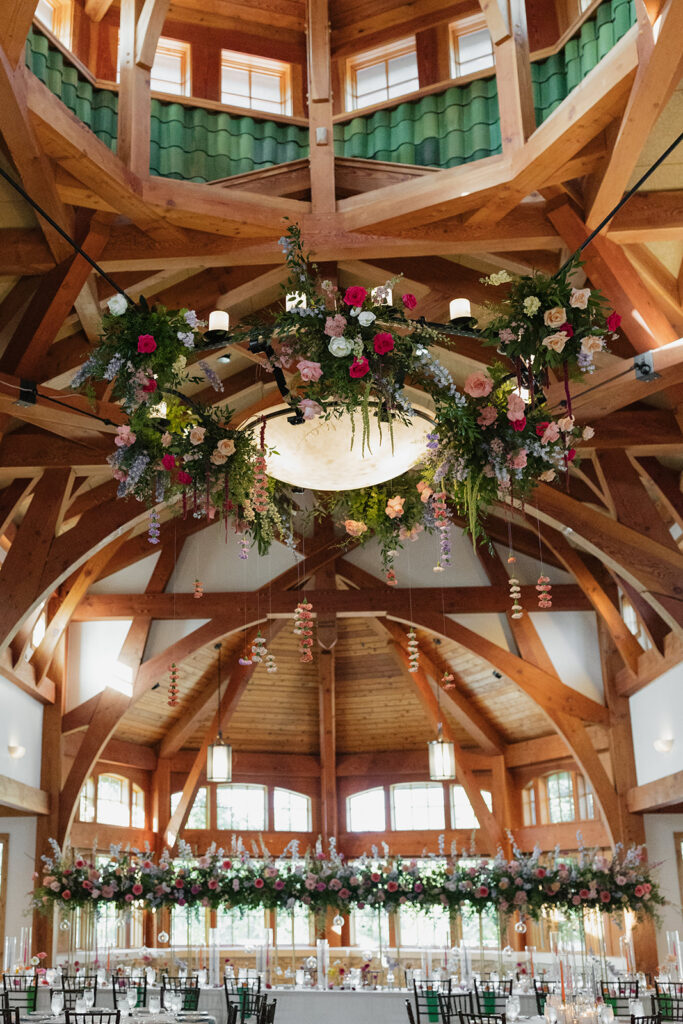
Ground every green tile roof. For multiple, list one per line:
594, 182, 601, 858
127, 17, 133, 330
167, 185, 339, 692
25, 0, 636, 181
532, 0, 636, 123
333, 75, 502, 167
25, 26, 118, 151
149, 100, 308, 182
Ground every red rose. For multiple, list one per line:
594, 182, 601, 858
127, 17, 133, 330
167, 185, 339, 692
477, 885, 489, 898
536, 868, 546, 879
560, 323, 574, 337
373, 332, 395, 355
566, 448, 576, 461
177, 470, 192, 485
343, 286, 368, 307
600, 891, 611, 903
349, 357, 370, 378
162, 454, 176, 470
137, 334, 157, 354
371, 872, 381, 883
387, 881, 398, 892
254, 878, 264, 889
402, 294, 417, 310
511, 417, 526, 432
607, 311, 621, 332
535, 422, 549, 436
142, 379, 157, 393
222, 860, 232, 869
175, 878, 184, 888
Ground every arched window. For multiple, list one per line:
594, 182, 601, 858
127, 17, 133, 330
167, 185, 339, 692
391, 783, 445, 831
576, 774, 595, 820
131, 784, 145, 829
170, 788, 208, 829
346, 788, 386, 832
273, 788, 311, 831
79, 776, 95, 822
97, 774, 130, 826
450, 785, 492, 829
216, 784, 266, 831
522, 782, 536, 826
545, 771, 575, 823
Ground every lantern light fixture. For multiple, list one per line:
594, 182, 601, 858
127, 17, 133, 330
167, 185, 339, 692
428, 722, 456, 781
206, 641, 232, 783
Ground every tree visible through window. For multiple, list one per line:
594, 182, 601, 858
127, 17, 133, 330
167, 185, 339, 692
346, 38, 419, 111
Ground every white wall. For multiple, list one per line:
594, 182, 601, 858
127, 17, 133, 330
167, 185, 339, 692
0, 676, 43, 788
0, 816, 37, 943
643, 813, 683, 959
66, 620, 134, 711
630, 664, 683, 786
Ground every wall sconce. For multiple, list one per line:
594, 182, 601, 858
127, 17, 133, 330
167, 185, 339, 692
653, 736, 674, 753
8, 744, 26, 759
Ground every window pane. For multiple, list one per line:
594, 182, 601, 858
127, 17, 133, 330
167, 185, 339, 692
222, 67, 250, 98
355, 63, 388, 97
251, 71, 281, 102
450, 786, 492, 829
459, 29, 492, 64
187, 787, 208, 829
216, 784, 266, 831
97, 775, 129, 826
387, 78, 419, 99
172, 905, 207, 946
547, 772, 575, 823
387, 52, 418, 87
35, 0, 55, 30
399, 905, 450, 946
392, 783, 445, 831
216, 907, 265, 945
131, 785, 145, 829
461, 904, 500, 947
80, 777, 95, 823
347, 788, 385, 832
273, 788, 311, 832
352, 906, 390, 948
276, 906, 311, 945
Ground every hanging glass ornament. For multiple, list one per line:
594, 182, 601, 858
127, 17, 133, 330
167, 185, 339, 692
168, 663, 179, 706
537, 574, 552, 609
157, 931, 169, 944
514, 920, 527, 934
59, 919, 71, 932
407, 629, 419, 673
193, 577, 204, 599
293, 600, 314, 663
508, 577, 523, 619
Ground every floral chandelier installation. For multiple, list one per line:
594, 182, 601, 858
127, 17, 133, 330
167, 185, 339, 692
34, 838, 663, 923
71, 223, 616, 565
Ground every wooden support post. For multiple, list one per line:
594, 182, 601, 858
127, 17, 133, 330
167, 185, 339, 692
117, 0, 151, 177
316, 562, 338, 845
491, 0, 536, 155
306, 0, 335, 213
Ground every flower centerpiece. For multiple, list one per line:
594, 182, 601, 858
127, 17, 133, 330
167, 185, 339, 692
479, 259, 622, 385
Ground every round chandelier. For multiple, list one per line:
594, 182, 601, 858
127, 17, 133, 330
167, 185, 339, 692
244, 402, 435, 491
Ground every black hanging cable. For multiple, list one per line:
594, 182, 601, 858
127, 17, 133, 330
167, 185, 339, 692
0, 164, 132, 302
554, 128, 683, 278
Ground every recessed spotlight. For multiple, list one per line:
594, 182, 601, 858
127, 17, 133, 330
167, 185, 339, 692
492, 670, 502, 679
653, 737, 674, 753
8, 744, 26, 759
217, 353, 231, 364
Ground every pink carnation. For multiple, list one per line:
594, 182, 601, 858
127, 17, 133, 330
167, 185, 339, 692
477, 406, 497, 427
324, 314, 347, 337
299, 398, 323, 420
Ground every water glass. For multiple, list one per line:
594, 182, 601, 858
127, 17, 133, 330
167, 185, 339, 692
600, 1006, 615, 1024
126, 990, 138, 1014
507, 996, 521, 1023
84, 989, 95, 1009
149, 995, 161, 1015
546, 1005, 558, 1024
51, 992, 64, 1017
75, 997, 87, 1014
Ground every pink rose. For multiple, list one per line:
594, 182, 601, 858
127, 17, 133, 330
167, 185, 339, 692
142, 379, 158, 393
385, 495, 405, 519
132, 883, 143, 896
373, 332, 395, 355
299, 398, 323, 420
349, 357, 370, 378
208, 879, 218, 890
316, 882, 326, 891
600, 891, 611, 903
254, 878, 265, 889
541, 422, 560, 444
339, 888, 350, 899
507, 392, 526, 421
371, 872, 381, 883
402, 293, 417, 309
102, 885, 114, 898
62, 890, 71, 900
511, 416, 526, 432
634, 884, 644, 897
343, 286, 367, 307
643, 883, 652, 894
572, 895, 581, 905
464, 371, 493, 398
297, 359, 323, 382
607, 311, 621, 332
477, 406, 497, 427
324, 314, 347, 337
579, 889, 590, 899
137, 334, 156, 353
509, 450, 527, 469
177, 470, 192, 485
387, 881, 398, 892
274, 880, 285, 890
162, 454, 176, 470
175, 878, 184, 888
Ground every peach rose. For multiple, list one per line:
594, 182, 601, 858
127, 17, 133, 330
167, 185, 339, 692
543, 306, 567, 328
417, 480, 433, 503
541, 422, 560, 444
344, 519, 367, 537
189, 426, 206, 445
210, 451, 227, 465
558, 415, 575, 432
543, 331, 569, 353
539, 469, 556, 482
385, 495, 405, 519
580, 334, 604, 356
217, 438, 236, 457
570, 287, 591, 309
464, 371, 493, 398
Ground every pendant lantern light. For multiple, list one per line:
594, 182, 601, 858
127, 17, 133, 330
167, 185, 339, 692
428, 722, 456, 781
206, 641, 232, 783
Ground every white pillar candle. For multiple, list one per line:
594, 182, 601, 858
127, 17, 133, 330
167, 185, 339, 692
209, 310, 230, 332
449, 298, 471, 320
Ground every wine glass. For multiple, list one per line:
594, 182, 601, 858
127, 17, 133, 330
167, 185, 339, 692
74, 997, 87, 1014
50, 992, 64, 1017
126, 989, 138, 1015
84, 988, 95, 1009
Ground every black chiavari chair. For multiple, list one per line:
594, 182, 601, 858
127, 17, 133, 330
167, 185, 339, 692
60, 976, 98, 1011
459, 1013, 506, 1024
631, 1015, 662, 1024
440, 993, 474, 1023
161, 975, 200, 1012
473, 981, 513, 1017
65, 1012, 120, 1024
264, 999, 276, 1024
406, 1000, 417, 1024
111, 975, 147, 1010
534, 979, 559, 1016
224, 978, 262, 1023
602, 981, 640, 1018
413, 979, 451, 1024
1, 999, 19, 1024
2, 975, 38, 1013
656, 995, 683, 1023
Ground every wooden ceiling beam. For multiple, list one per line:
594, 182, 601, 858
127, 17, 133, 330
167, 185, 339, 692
1, 1, 39, 66
596, 450, 681, 550
84, 0, 116, 21
0, 773, 49, 815
608, 190, 683, 244
633, 457, 683, 533
627, 768, 683, 813
623, 245, 683, 335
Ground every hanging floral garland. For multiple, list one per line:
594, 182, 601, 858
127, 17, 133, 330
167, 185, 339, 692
293, 600, 314, 663
34, 838, 664, 922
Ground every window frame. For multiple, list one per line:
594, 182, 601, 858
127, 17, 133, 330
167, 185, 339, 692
390, 781, 446, 832
96, 772, 131, 828
273, 787, 312, 832
150, 36, 192, 97
449, 785, 492, 830
521, 781, 536, 826
35, 0, 72, 48
346, 787, 387, 833
215, 783, 268, 832
345, 37, 419, 112
0, 835, 8, 962
220, 48, 292, 116
449, 14, 494, 80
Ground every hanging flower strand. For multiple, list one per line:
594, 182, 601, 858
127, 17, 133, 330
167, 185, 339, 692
508, 576, 523, 619
252, 420, 269, 514
407, 629, 419, 673
293, 600, 314, 663
537, 574, 552, 609
265, 652, 277, 674
193, 577, 203, 599
167, 663, 179, 706
433, 492, 451, 572
251, 633, 267, 663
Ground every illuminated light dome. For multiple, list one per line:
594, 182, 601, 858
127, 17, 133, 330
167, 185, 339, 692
245, 402, 435, 491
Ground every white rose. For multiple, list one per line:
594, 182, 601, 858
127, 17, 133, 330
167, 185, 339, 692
108, 294, 128, 316
217, 438, 235, 457
357, 311, 376, 327
189, 426, 206, 445
570, 287, 591, 309
349, 307, 360, 317
582, 426, 595, 440
328, 336, 354, 357
210, 451, 227, 466
558, 415, 575, 432
580, 334, 604, 356
543, 306, 567, 328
